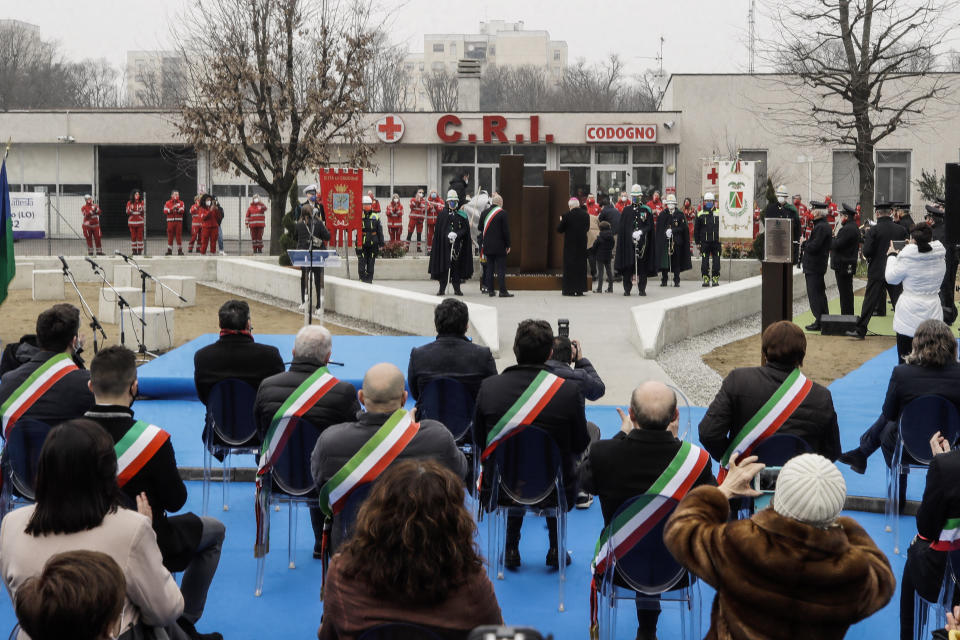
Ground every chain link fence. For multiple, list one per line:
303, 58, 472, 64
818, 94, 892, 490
13, 195, 275, 257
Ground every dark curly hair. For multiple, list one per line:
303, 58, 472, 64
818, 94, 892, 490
337, 459, 483, 606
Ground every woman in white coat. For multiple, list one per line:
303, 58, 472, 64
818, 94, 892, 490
885, 223, 946, 362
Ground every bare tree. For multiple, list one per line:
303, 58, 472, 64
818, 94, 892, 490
480, 64, 551, 111
424, 69, 458, 111
174, 0, 376, 254
68, 59, 121, 108
361, 31, 411, 112
763, 0, 955, 219
0, 22, 74, 110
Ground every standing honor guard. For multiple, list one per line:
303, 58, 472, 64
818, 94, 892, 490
801, 208, 833, 331
356, 196, 384, 284
615, 184, 657, 296
245, 195, 267, 254
163, 190, 185, 256
81, 195, 103, 256
407, 189, 427, 253
694, 192, 722, 287
429, 190, 472, 296
385, 193, 404, 244
831, 205, 861, 316
656, 193, 692, 287
126, 189, 146, 256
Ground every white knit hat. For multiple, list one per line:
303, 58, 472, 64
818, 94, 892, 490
772, 454, 846, 528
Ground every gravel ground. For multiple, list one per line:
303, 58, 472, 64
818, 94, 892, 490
657, 283, 840, 407
197, 281, 406, 336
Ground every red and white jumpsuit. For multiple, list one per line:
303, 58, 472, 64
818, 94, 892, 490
188, 201, 202, 252
163, 197, 185, 254
385, 198, 404, 243
126, 197, 145, 255
425, 195, 444, 252
407, 195, 427, 251
81, 201, 102, 255
199, 204, 219, 255
245, 200, 267, 253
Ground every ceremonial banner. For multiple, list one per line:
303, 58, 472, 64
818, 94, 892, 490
701, 160, 720, 203
319, 168, 363, 242
9, 192, 46, 239
718, 160, 756, 241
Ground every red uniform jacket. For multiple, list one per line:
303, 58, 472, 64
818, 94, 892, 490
386, 201, 404, 226
647, 198, 664, 215
409, 197, 427, 220
426, 196, 444, 222
81, 203, 101, 229
245, 202, 267, 228
371, 200, 381, 213
615, 199, 628, 213
126, 200, 145, 226
585, 199, 601, 216
163, 198, 184, 222
199, 205, 219, 229
190, 203, 202, 228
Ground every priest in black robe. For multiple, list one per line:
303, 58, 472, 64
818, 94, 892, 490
557, 197, 590, 296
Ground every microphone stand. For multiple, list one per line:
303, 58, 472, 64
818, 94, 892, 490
61, 258, 107, 354
306, 217, 315, 326
91, 259, 144, 351
121, 253, 186, 359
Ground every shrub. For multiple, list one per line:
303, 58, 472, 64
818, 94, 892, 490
381, 240, 408, 259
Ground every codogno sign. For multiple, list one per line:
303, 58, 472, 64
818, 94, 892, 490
10, 192, 46, 239
718, 160, 756, 241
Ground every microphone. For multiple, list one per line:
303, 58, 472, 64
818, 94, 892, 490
58, 256, 69, 272
85, 256, 101, 271
115, 250, 130, 262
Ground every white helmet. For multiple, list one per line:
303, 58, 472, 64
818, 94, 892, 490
775, 185, 788, 198
303, 184, 318, 194
630, 184, 643, 198
83, 194, 92, 200
665, 193, 677, 205
446, 189, 459, 201
361, 195, 372, 205
703, 192, 715, 201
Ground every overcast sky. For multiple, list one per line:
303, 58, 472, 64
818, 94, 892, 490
5, 0, 770, 78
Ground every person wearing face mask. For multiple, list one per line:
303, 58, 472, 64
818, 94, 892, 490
245, 195, 267, 254
655, 193, 692, 287
793, 194, 812, 241
585, 193, 601, 217
163, 190, 186, 256
429, 190, 472, 296
682, 197, 697, 256
385, 193, 404, 244
615, 185, 657, 296
615, 191, 629, 213
0, 304, 94, 429
356, 196, 385, 284
407, 189, 427, 253
765, 185, 802, 265
426, 189, 444, 253
197, 195, 219, 256
85, 346, 225, 640
647, 190, 664, 215
694, 192, 722, 287
80, 194, 103, 257
126, 189, 146, 256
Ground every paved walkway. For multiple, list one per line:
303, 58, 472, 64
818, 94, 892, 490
379, 278, 704, 406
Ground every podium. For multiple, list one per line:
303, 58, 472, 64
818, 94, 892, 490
287, 249, 342, 325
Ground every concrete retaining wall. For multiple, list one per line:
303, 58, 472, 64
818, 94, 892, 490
214, 259, 500, 356
13, 256, 219, 288
632, 268, 809, 358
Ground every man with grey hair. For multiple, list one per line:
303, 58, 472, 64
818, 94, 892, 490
254, 324, 359, 558
311, 362, 467, 551
479, 192, 512, 297
580, 381, 715, 640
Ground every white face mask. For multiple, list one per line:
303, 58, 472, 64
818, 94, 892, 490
667, 203, 676, 212
777, 196, 787, 204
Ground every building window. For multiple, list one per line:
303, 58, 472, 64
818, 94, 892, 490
449, 43, 457, 56
394, 185, 427, 198
631, 146, 664, 165
559, 146, 590, 165
489, 46, 496, 56
559, 146, 591, 198
876, 150, 910, 203
432, 43, 444, 53
553, 50, 561, 61
595, 145, 628, 165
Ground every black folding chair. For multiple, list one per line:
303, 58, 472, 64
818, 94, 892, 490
202, 378, 259, 515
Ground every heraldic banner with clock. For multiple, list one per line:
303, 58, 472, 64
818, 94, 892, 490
718, 160, 755, 242
319, 167, 364, 246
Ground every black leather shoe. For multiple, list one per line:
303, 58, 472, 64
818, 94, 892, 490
674, 281, 680, 287
845, 329, 865, 340
839, 449, 868, 475
805, 323, 821, 331
638, 290, 646, 296
499, 292, 514, 297
313, 541, 323, 560
623, 291, 631, 296
504, 547, 521, 570
454, 289, 464, 296
545, 548, 572, 568
488, 291, 496, 297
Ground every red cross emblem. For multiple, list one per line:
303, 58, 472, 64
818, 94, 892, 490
707, 166, 719, 185
376, 114, 404, 143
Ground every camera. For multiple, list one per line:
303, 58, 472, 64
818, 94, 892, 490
751, 466, 782, 493
467, 626, 547, 640
892, 240, 907, 251
557, 318, 569, 338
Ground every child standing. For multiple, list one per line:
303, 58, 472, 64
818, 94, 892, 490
592, 220, 616, 293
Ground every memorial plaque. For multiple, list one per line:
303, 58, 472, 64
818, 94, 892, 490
764, 218, 792, 263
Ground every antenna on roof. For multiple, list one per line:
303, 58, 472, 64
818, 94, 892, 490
748, 0, 757, 73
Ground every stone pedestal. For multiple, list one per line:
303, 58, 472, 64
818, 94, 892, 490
98, 287, 144, 324
12, 263, 34, 290
120, 306, 175, 352
154, 276, 196, 307
32, 270, 64, 301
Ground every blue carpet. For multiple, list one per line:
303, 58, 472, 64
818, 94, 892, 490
137, 335, 434, 398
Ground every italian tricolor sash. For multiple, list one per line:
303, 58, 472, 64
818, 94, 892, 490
932, 517, 960, 551
1, 353, 78, 438
254, 367, 341, 558
479, 206, 503, 258
115, 420, 169, 487
716, 368, 812, 483
481, 371, 564, 461
588, 443, 710, 638
317, 409, 420, 518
